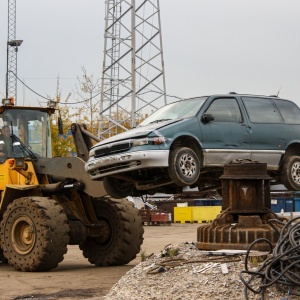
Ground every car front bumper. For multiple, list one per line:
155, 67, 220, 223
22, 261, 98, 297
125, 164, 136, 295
85, 150, 170, 180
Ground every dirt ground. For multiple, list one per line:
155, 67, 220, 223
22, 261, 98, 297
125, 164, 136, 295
0, 223, 199, 300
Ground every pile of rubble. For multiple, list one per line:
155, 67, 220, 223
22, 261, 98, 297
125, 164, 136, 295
104, 243, 296, 300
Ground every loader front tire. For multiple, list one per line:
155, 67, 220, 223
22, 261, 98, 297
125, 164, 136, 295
80, 197, 144, 266
0, 248, 7, 263
0, 197, 69, 271
103, 177, 134, 198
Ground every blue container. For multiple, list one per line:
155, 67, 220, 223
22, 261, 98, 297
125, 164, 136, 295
284, 199, 294, 212
271, 198, 284, 213
194, 199, 222, 206
194, 200, 209, 206
295, 198, 300, 212
271, 198, 294, 213
212, 199, 222, 206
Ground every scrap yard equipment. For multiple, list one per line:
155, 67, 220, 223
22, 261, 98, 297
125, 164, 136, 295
0, 98, 144, 271
197, 160, 285, 251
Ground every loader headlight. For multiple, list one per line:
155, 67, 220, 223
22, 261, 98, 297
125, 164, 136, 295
8, 158, 26, 169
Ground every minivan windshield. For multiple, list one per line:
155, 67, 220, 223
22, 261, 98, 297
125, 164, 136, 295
139, 97, 207, 126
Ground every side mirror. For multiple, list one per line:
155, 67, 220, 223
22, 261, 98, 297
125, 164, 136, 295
201, 113, 214, 123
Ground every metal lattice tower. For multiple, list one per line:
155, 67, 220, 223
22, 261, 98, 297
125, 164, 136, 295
99, 0, 167, 139
6, 0, 22, 103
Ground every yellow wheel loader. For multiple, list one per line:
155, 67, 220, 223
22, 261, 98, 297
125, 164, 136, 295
0, 98, 144, 271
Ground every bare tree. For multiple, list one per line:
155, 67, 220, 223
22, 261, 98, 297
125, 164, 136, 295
75, 66, 101, 132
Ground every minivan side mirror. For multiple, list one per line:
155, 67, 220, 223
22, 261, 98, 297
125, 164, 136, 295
201, 113, 214, 123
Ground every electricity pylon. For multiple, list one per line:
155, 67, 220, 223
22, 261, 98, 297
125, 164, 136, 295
99, 0, 167, 139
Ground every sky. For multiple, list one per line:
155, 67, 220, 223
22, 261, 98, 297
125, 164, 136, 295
0, 0, 300, 108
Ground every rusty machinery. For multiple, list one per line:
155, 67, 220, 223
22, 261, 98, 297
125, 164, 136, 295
197, 160, 285, 251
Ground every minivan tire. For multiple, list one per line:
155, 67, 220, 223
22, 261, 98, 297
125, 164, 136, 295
103, 177, 134, 199
280, 155, 300, 191
168, 147, 200, 186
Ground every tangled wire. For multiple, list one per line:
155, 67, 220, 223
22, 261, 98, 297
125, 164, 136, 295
240, 216, 300, 299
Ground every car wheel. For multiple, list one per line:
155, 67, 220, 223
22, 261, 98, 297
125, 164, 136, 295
168, 147, 200, 186
103, 177, 134, 198
280, 156, 300, 190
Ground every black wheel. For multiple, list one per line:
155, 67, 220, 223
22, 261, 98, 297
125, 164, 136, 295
103, 177, 134, 198
168, 147, 200, 186
280, 156, 300, 190
216, 187, 223, 197
0, 248, 7, 263
0, 197, 69, 271
79, 197, 144, 266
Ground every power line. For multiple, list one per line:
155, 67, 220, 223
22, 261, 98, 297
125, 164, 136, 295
10, 71, 52, 101
12, 71, 182, 106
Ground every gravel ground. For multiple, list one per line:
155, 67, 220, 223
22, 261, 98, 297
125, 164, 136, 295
104, 243, 299, 300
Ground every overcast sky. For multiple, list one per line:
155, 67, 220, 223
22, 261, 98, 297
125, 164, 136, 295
0, 0, 300, 108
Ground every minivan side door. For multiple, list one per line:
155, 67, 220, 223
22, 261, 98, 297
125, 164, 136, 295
199, 97, 251, 166
241, 96, 285, 169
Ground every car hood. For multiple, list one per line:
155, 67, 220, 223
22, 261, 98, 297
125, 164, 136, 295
94, 119, 181, 147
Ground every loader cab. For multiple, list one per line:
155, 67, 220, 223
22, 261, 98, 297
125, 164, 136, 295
0, 98, 54, 160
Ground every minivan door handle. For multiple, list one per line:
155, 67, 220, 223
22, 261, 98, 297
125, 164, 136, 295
241, 124, 252, 133
245, 125, 252, 133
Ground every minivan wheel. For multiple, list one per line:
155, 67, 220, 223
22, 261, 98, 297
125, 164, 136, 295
103, 177, 134, 198
168, 147, 200, 186
280, 156, 300, 191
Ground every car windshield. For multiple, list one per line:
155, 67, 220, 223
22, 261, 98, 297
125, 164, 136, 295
139, 97, 207, 126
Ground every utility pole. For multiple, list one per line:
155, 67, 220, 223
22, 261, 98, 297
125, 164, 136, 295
99, 0, 167, 139
6, 0, 22, 104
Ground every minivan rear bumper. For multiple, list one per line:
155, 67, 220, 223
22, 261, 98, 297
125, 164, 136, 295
85, 150, 170, 179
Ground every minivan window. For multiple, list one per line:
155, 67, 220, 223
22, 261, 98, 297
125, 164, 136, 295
139, 97, 207, 126
242, 97, 283, 124
274, 99, 300, 124
205, 98, 242, 122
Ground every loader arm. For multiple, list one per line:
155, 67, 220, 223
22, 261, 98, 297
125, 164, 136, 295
33, 156, 107, 198
33, 124, 105, 197
70, 123, 100, 162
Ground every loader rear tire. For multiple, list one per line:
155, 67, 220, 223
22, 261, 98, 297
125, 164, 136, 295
79, 197, 144, 266
0, 197, 69, 271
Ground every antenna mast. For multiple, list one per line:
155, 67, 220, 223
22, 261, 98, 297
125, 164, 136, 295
99, 0, 166, 139
6, 0, 22, 104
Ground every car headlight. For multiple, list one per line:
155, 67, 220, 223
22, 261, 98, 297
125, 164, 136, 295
131, 138, 149, 146
131, 136, 166, 147
89, 148, 95, 157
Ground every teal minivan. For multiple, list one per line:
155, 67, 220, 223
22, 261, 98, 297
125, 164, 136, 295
85, 94, 300, 198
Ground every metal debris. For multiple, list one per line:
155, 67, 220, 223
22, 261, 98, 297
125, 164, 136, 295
104, 242, 293, 299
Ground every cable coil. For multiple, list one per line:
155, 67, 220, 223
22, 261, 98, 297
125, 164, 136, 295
240, 216, 300, 299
